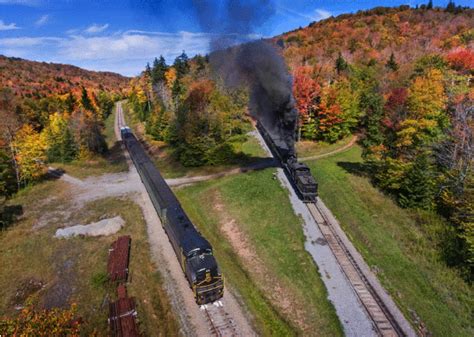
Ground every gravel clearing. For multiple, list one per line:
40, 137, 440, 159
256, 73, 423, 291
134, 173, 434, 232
55, 216, 125, 238
252, 129, 377, 337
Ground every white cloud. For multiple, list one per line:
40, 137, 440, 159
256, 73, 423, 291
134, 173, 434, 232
0, 19, 20, 31
35, 14, 49, 27
84, 23, 109, 34
277, 6, 332, 22
0, 31, 212, 76
314, 9, 332, 21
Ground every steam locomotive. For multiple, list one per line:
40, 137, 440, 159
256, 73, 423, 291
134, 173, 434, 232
257, 122, 318, 202
121, 127, 224, 305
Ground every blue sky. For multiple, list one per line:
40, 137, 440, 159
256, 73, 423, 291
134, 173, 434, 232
0, 0, 470, 76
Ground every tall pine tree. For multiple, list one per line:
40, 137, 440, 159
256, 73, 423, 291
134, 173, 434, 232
385, 52, 399, 71
151, 56, 168, 84
335, 52, 348, 75
398, 153, 436, 209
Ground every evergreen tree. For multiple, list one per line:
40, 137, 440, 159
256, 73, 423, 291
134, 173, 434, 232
44, 113, 77, 163
360, 88, 384, 150
172, 78, 184, 100
446, 0, 456, 12
59, 127, 77, 162
151, 56, 167, 84
427, 0, 433, 9
0, 149, 16, 197
398, 153, 436, 209
145, 62, 152, 77
335, 52, 348, 75
174, 51, 190, 78
80, 87, 94, 112
385, 52, 399, 71
65, 92, 76, 114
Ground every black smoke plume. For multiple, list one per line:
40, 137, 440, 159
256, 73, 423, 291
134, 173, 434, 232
136, 0, 298, 151
210, 42, 297, 152
191, 0, 298, 152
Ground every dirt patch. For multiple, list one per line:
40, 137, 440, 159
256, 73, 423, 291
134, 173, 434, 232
9, 278, 45, 310
211, 191, 309, 332
42, 257, 77, 310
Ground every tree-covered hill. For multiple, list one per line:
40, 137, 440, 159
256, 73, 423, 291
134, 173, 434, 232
278, 5, 473, 81
0, 55, 129, 98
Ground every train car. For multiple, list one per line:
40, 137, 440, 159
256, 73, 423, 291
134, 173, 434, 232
256, 122, 318, 202
120, 127, 224, 304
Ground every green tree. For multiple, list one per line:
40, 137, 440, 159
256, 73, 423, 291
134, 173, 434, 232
96, 91, 114, 120
0, 149, 16, 197
65, 92, 76, 114
385, 52, 399, 71
335, 52, 348, 75
398, 153, 436, 209
173, 51, 190, 78
446, 0, 456, 12
152, 56, 168, 84
43, 113, 77, 163
360, 88, 385, 151
172, 77, 184, 101
427, 0, 433, 9
80, 87, 95, 112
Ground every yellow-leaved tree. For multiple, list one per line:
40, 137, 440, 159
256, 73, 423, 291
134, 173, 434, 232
14, 124, 47, 185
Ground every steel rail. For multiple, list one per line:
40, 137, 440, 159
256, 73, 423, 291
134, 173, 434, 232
307, 202, 405, 337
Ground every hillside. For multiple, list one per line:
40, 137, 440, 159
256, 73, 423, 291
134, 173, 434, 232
278, 6, 474, 80
0, 55, 129, 98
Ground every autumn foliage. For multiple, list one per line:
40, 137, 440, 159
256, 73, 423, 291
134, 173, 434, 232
0, 301, 82, 336
446, 48, 474, 73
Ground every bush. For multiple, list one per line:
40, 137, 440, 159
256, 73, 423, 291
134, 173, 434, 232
0, 300, 82, 336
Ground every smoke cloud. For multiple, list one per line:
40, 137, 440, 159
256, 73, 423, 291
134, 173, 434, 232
191, 0, 298, 152
136, 0, 299, 151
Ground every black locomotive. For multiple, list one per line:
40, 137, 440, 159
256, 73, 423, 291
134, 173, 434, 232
257, 122, 318, 202
121, 127, 224, 305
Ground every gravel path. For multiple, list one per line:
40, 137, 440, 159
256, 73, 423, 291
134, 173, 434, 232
252, 129, 378, 337
115, 102, 256, 337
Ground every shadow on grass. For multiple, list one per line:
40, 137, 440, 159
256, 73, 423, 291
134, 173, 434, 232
0, 204, 23, 230
106, 141, 126, 167
336, 161, 371, 177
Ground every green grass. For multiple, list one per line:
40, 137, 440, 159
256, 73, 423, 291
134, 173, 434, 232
296, 135, 354, 158
175, 169, 343, 337
0, 181, 179, 336
305, 146, 473, 337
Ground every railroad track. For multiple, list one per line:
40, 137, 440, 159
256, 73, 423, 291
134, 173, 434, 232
201, 301, 239, 337
307, 201, 405, 337
117, 103, 241, 337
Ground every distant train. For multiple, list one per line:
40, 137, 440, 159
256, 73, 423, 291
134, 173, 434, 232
257, 122, 318, 203
121, 127, 224, 305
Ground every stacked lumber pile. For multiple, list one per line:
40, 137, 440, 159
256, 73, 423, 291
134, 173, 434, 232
108, 296, 139, 337
107, 236, 131, 282
107, 236, 140, 336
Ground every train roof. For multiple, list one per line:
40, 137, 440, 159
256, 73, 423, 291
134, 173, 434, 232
166, 205, 212, 255
187, 253, 218, 272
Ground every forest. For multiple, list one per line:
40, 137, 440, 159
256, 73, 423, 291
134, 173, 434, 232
128, 4, 473, 281
0, 57, 129, 228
